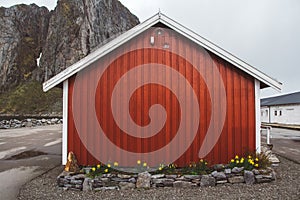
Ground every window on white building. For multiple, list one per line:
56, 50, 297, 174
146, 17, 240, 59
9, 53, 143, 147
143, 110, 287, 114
275, 110, 277, 116
279, 110, 282, 116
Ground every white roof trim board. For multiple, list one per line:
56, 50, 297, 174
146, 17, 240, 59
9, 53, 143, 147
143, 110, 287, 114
43, 13, 282, 92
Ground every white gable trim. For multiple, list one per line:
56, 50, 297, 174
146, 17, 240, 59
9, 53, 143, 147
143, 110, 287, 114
43, 13, 282, 92
62, 80, 68, 165
255, 79, 261, 153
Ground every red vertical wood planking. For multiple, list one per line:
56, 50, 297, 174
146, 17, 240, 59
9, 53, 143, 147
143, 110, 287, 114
67, 27, 257, 166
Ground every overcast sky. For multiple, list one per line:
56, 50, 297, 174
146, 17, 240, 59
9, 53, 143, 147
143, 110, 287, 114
1, 0, 299, 98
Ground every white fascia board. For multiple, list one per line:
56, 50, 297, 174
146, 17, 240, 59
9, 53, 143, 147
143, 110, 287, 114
43, 13, 282, 92
159, 14, 282, 91
62, 80, 68, 165
255, 79, 261, 153
43, 14, 160, 92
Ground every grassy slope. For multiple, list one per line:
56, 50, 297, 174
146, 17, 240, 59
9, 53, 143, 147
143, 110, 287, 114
0, 81, 62, 115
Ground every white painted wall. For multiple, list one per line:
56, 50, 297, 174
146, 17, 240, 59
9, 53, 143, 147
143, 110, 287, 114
261, 106, 270, 123
261, 104, 300, 125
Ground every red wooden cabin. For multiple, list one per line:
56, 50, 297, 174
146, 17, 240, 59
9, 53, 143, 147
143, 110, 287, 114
43, 13, 281, 167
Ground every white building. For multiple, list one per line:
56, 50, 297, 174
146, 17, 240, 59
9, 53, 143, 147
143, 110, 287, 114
261, 91, 300, 125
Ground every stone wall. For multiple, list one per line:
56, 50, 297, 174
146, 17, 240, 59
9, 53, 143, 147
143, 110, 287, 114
57, 167, 276, 191
0, 118, 62, 129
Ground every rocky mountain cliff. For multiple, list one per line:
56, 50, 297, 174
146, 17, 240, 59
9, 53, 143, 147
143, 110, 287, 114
0, 0, 139, 93
0, 4, 50, 92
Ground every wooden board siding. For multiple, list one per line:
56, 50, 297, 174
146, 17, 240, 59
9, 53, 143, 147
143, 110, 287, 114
67, 27, 256, 166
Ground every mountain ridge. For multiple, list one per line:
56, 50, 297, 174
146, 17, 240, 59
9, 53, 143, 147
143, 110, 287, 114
0, 0, 139, 115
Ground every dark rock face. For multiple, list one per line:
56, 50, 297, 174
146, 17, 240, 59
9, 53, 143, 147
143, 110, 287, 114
40, 0, 139, 81
0, 4, 50, 92
0, 0, 139, 92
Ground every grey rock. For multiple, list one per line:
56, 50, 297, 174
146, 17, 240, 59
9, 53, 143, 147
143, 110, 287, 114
183, 175, 201, 180
255, 175, 272, 183
74, 184, 83, 190
136, 171, 151, 188
152, 178, 174, 187
224, 168, 231, 174
151, 174, 165, 179
119, 182, 135, 190
118, 174, 132, 179
95, 186, 118, 191
101, 173, 115, 178
200, 175, 216, 187
40, 0, 139, 83
271, 171, 276, 180
216, 180, 228, 184
244, 170, 255, 185
73, 174, 86, 179
211, 171, 226, 180
228, 176, 244, 184
166, 175, 177, 179
100, 177, 109, 182
258, 169, 271, 175
252, 169, 260, 175
0, 0, 139, 114
128, 177, 136, 183
70, 179, 83, 185
232, 167, 244, 174
262, 175, 273, 179
64, 184, 73, 188
82, 178, 92, 191
0, 4, 50, 92
175, 176, 189, 181
111, 177, 127, 182
173, 181, 192, 188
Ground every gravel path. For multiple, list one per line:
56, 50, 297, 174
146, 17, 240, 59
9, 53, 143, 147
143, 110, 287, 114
18, 155, 300, 200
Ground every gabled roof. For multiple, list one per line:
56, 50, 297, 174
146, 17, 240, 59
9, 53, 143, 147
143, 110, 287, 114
261, 91, 300, 106
43, 12, 282, 92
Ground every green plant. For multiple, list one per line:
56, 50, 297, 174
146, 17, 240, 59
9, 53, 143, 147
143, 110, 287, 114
0, 81, 62, 114
228, 152, 270, 170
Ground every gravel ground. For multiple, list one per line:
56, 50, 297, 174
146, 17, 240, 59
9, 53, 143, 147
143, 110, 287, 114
18, 155, 300, 200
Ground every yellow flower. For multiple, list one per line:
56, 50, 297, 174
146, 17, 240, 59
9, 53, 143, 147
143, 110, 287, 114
104, 168, 108, 173
240, 158, 244, 163
114, 162, 118, 166
137, 160, 141, 165
236, 160, 240, 164
255, 158, 259, 161
97, 164, 101, 168
143, 162, 147, 167
159, 167, 162, 171
200, 159, 204, 163
205, 162, 208, 165
255, 164, 259, 168
231, 159, 235, 163
235, 155, 239, 159
248, 155, 252, 159
92, 167, 96, 171
107, 164, 111, 168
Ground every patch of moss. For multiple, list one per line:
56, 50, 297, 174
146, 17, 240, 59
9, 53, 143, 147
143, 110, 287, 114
0, 81, 62, 115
